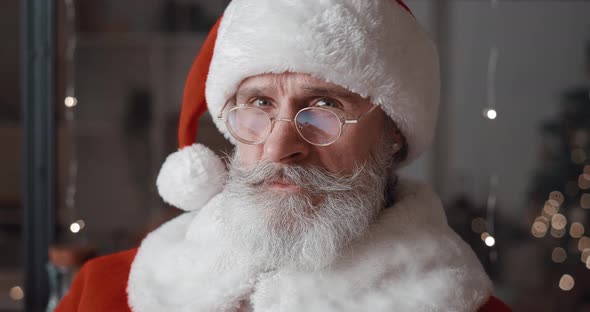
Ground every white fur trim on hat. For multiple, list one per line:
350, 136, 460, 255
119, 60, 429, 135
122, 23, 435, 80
156, 144, 227, 211
206, 0, 440, 166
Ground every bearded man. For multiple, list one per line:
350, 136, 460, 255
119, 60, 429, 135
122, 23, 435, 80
57, 0, 512, 311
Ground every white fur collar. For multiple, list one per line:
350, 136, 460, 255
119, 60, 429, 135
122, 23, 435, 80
128, 178, 492, 312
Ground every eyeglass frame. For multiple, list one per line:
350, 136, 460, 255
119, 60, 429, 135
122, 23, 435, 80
215, 97, 380, 147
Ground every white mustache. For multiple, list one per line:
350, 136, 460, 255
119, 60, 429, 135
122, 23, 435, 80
227, 160, 368, 194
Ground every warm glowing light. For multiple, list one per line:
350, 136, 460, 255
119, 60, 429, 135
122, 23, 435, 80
549, 191, 565, 205
485, 236, 495, 247
481, 232, 490, 241
551, 214, 567, 230
559, 274, 575, 291
9, 286, 24, 301
484, 108, 497, 120
587, 256, 590, 270
579, 236, 590, 251
76, 219, 86, 229
471, 218, 487, 234
64, 96, 78, 108
582, 249, 590, 264
535, 216, 550, 227
70, 222, 81, 233
543, 203, 558, 217
570, 222, 585, 238
532, 222, 548, 238
581, 194, 590, 209
552, 247, 567, 263
551, 227, 566, 239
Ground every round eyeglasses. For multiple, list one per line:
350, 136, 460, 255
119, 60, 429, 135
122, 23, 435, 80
216, 99, 379, 146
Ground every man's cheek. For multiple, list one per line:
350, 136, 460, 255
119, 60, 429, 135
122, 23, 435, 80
236, 144, 261, 165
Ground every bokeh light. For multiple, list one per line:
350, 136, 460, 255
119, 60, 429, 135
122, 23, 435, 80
551, 227, 566, 239
9, 286, 24, 301
579, 236, 590, 251
551, 214, 567, 230
552, 247, 567, 263
532, 221, 548, 238
559, 274, 575, 291
485, 236, 496, 247
484, 108, 497, 120
570, 222, 585, 238
64, 96, 78, 108
70, 222, 81, 233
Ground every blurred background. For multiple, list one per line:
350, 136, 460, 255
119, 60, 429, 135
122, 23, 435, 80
1, 0, 590, 311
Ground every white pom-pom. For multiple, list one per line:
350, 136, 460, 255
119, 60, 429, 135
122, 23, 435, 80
156, 144, 226, 211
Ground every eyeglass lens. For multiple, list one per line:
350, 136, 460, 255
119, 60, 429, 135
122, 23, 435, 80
226, 107, 342, 145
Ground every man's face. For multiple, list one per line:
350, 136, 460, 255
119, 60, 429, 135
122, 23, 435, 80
234, 72, 387, 178
222, 73, 398, 270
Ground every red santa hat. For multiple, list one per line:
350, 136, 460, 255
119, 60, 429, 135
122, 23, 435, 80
157, 0, 440, 211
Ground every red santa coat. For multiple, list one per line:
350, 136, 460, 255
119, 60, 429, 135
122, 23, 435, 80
57, 178, 513, 312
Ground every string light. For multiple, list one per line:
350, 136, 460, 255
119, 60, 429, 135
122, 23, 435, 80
581, 194, 590, 209
542, 202, 559, 217
483, 108, 498, 120
552, 247, 567, 263
70, 222, 81, 233
551, 214, 567, 230
549, 191, 565, 205
485, 236, 496, 247
64, 96, 77, 108
581, 249, 590, 264
578, 236, 590, 251
551, 227, 566, 239
559, 274, 575, 291
570, 222, 585, 238
64, 0, 80, 233
531, 221, 548, 238
9, 286, 24, 301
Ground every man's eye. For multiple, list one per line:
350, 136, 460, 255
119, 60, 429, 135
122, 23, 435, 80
314, 98, 340, 108
251, 98, 272, 107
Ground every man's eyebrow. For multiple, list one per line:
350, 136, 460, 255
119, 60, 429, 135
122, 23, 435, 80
300, 86, 363, 102
235, 86, 272, 99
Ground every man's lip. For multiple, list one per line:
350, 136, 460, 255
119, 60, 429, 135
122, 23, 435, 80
270, 180, 301, 191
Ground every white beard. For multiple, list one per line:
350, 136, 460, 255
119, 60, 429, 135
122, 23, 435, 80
221, 142, 395, 271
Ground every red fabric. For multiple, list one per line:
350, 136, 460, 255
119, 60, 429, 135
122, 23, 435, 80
55, 249, 137, 312
395, 0, 414, 16
178, 17, 222, 149
56, 248, 512, 312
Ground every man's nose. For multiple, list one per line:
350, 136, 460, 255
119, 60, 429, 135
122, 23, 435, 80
263, 117, 310, 164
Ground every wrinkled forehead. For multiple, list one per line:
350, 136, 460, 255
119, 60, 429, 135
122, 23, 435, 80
235, 72, 368, 102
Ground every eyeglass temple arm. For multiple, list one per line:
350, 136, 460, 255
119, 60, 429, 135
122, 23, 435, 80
343, 105, 380, 124
216, 99, 231, 120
